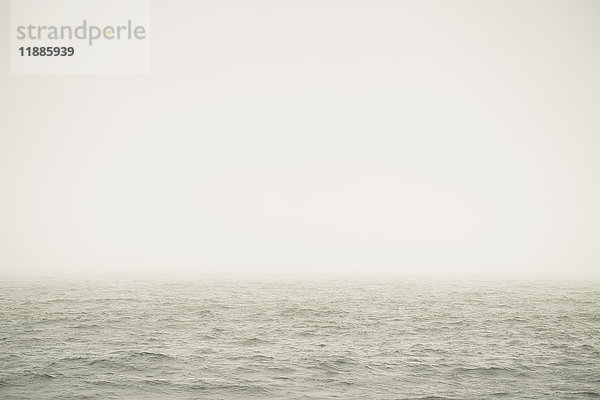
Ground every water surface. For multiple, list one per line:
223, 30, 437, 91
1, 277, 599, 399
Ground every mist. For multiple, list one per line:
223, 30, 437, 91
1, 0, 599, 279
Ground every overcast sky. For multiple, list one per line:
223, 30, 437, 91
1, 0, 599, 278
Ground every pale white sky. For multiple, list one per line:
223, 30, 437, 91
1, 0, 599, 277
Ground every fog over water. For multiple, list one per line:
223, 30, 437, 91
1, 1, 600, 398
1, 0, 600, 278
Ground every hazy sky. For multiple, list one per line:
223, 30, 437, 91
1, 0, 599, 277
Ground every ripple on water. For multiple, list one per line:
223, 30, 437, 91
0, 279, 599, 400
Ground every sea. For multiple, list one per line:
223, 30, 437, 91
1, 277, 599, 399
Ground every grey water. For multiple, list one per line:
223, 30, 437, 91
1, 277, 599, 400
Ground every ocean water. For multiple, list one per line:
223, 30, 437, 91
1, 277, 599, 399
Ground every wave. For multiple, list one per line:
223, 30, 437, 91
85, 358, 144, 371
570, 392, 600, 398
199, 334, 218, 340
238, 337, 271, 346
280, 306, 342, 317
413, 397, 454, 400
127, 351, 178, 361
14, 371, 64, 382
2, 280, 599, 399
455, 366, 514, 376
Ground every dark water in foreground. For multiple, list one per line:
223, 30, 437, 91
1, 278, 599, 399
